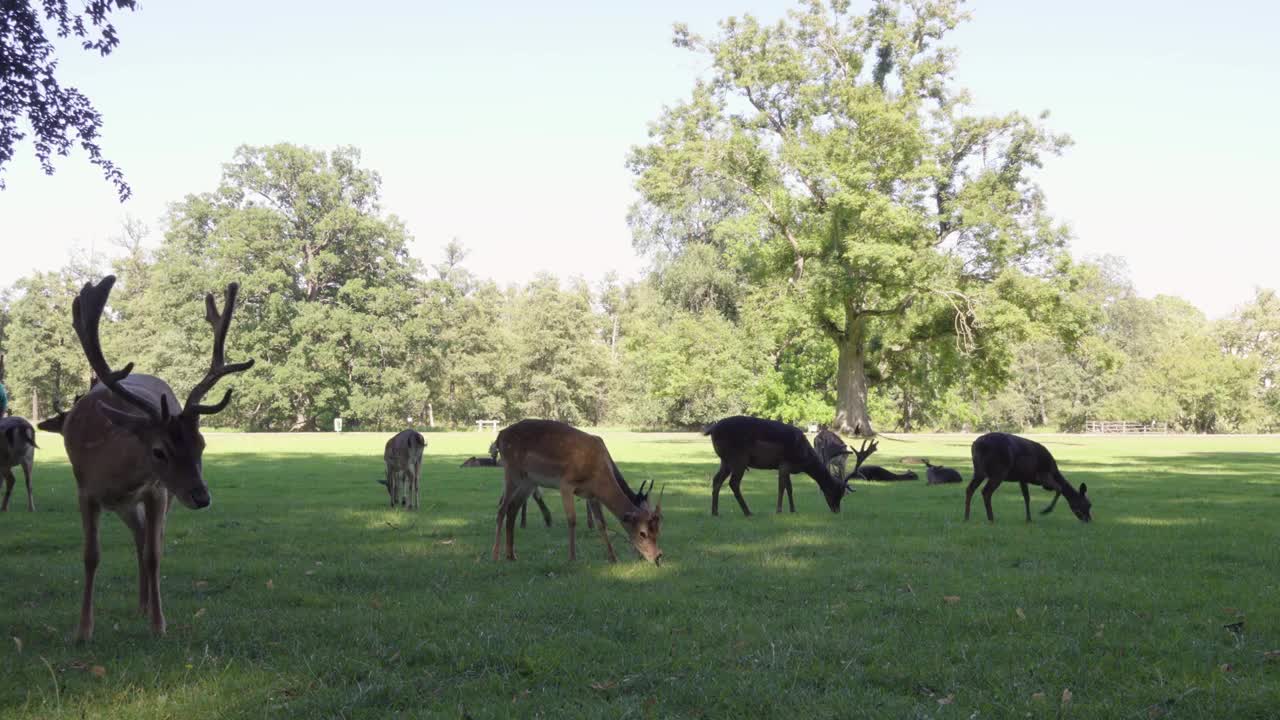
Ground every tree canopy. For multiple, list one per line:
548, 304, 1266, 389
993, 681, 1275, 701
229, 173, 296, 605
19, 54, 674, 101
0, 0, 135, 199
628, 0, 1075, 434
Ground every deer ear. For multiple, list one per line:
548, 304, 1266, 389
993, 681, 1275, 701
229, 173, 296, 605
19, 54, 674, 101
1079, 483, 1088, 495
101, 404, 155, 435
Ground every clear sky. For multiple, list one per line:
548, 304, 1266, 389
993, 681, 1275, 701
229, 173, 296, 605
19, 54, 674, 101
1, 0, 1274, 318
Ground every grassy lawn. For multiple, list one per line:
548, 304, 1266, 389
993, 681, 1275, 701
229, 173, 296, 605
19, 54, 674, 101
0, 430, 1277, 718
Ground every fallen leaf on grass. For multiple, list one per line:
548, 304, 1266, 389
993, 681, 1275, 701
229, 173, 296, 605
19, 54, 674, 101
1148, 704, 1166, 719
90, 665, 107, 678
1031, 692, 1045, 702
194, 580, 209, 590
943, 596, 961, 604
937, 693, 954, 705
1061, 688, 1073, 705
439, 538, 455, 545
12, 637, 21, 654
1263, 650, 1280, 661
266, 579, 274, 590
1015, 607, 1026, 620
590, 680, 617, 691
305, 570, 315, 576
369, 596, 382, 610
193, 608, 206, 619
1219, 663, 1233, 673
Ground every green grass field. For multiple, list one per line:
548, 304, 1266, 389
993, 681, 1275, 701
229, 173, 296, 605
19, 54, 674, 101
0, 430, 1277, 719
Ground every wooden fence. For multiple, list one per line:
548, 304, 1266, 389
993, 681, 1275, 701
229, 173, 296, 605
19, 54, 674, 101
1084, 420, 1170, 434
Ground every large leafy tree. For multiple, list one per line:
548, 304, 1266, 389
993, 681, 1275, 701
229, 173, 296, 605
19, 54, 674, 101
1, 0, 135, 199
629, 0, 1073, 433
149, 144, 420, 430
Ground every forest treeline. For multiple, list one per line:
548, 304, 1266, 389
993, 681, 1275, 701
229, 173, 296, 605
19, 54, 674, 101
0, 144, 1275, 434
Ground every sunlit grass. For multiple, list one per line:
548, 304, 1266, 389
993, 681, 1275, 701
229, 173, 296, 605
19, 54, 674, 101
0, 431, 1277, 718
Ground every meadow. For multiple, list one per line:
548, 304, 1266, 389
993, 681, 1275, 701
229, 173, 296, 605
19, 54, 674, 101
0, 430, 1277, 719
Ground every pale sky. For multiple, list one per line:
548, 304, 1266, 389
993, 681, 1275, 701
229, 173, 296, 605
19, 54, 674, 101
0, 0, 1275, 318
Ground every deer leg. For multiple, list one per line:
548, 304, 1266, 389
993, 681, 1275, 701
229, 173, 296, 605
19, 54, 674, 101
776, 471, 786, 513
504, 493, 522, 561
492, 490, 508, 561
1040, 491, 1062, 515
593, 501, 618, 563
119, 503, 148, 615
412, 463, 421, 510
963, 473, 984, 521
75, 496, 102, 643
0, 468, 14, 511
729, 468, 752, 517
143, 493, 167, 635
22, 460, 34, 512
559, 487, 578, 561
586, 498, 596, 530
786, 474, 796, 512
710, 462, 730, 516
519, 497, 528, 528
1020, 481, 1033, 523
532, 489, 554, 527
981, 477, 1004, 523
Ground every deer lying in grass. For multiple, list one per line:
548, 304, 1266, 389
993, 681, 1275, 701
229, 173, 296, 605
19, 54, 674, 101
0, 417, 38, 511
966, 432, 1091, 523
61, 276, 253, 641
903, 457, 963, 484
380, 429, 425, 509
493, 419, 662, 564
849, 465, 918, 481
704, 416, 849, 516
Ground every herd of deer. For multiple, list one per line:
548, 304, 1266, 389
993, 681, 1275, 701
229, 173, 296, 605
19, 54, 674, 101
0, 275, 1092, 643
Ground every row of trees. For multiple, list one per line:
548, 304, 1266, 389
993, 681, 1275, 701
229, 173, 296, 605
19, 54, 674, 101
1, 2, 1275, 434
0, 142, 1275, 433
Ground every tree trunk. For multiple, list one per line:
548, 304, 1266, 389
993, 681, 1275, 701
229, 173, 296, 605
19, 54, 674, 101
833, 313, 874, 435
427, 402, 435, 428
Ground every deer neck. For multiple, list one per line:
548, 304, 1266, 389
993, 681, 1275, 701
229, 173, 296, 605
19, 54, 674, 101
590, 479, 642, 522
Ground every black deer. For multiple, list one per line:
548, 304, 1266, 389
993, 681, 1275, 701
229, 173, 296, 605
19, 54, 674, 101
966, 432, 1091, 523
704, 416, 848, 516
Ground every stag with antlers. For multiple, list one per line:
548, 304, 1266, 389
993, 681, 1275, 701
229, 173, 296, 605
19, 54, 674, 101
58, 276, 253, 641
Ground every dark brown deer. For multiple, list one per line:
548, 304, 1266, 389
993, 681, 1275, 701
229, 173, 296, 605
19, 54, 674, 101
966, 432, 1091, 523
61, 276, 253, 641
493, 419, 662, 564
0, 417, 38, 511
903, 457, 963, 484
849, 465, 918, 482
381, 429, 425, 509
703, 416, 849, 516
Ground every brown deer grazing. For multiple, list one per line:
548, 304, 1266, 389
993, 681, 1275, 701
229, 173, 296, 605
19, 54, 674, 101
703, 416, 849, 516
0, 417, 38, 511
492, 419, 663, 564
381, 429, 425, 509
61, 276, 253, 641
966, 432, 1091, 523
469, 440, 600, 531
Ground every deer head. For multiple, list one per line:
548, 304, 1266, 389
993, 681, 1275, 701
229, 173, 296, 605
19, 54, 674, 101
622, 483, 664, 565
1067, 482, 1091, 522
73, 276, 254, 510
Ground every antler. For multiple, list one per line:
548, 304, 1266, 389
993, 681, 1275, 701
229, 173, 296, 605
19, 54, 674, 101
72, 276, 163, 424
184, 283, 255, 416
852, 438, 879, 471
